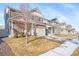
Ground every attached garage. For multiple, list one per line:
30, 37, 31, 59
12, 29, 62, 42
36, 27, 45, 36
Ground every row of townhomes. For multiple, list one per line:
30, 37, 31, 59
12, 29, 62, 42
5, 6, 78, 38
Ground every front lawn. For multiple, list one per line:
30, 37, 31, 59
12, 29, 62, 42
5, 36, 61, 56
72, 48, 79, 56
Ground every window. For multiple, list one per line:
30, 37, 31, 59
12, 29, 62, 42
31, 15, 34, 20
38, 17, 43, 22
39, 17, 41, 21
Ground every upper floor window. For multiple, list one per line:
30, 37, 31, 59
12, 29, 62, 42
38, 17, 41, 21
38, 17, 43, 23
31, 15, 34, 20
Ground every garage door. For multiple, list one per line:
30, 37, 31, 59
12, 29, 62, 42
36, 28, 45, 36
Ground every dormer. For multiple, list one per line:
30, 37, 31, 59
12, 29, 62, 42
31, 8, 43, 18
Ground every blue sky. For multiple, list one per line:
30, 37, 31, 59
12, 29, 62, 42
0, 3, 79, 31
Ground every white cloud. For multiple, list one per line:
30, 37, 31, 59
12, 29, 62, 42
41, 4, 79, 31
62, 4, 79, 31
62, 3, 79, 20
0, 13, 4, 25
62, 3, 75, 9
74, 12, 79, 21
41, 7, 69, 23
0, 13, 4, 18
66, 4, 79, 21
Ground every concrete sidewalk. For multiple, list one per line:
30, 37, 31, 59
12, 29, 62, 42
40, 39, 79, 56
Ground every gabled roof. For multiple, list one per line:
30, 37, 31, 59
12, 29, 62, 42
51, 18, 58, 22
31, 8, 42, 14
6, 6, 22, 13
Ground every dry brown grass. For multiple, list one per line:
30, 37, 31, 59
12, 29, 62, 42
72, 48, 79, 56
5, 36, 61, 56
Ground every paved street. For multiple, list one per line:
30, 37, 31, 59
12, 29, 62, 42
0, 38, 15, 56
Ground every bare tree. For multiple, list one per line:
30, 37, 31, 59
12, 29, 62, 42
20, 3, 30, 44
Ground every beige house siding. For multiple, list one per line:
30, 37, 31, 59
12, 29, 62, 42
4, 7, 77, 38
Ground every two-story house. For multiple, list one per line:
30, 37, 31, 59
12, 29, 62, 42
4, 6, 77, 38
